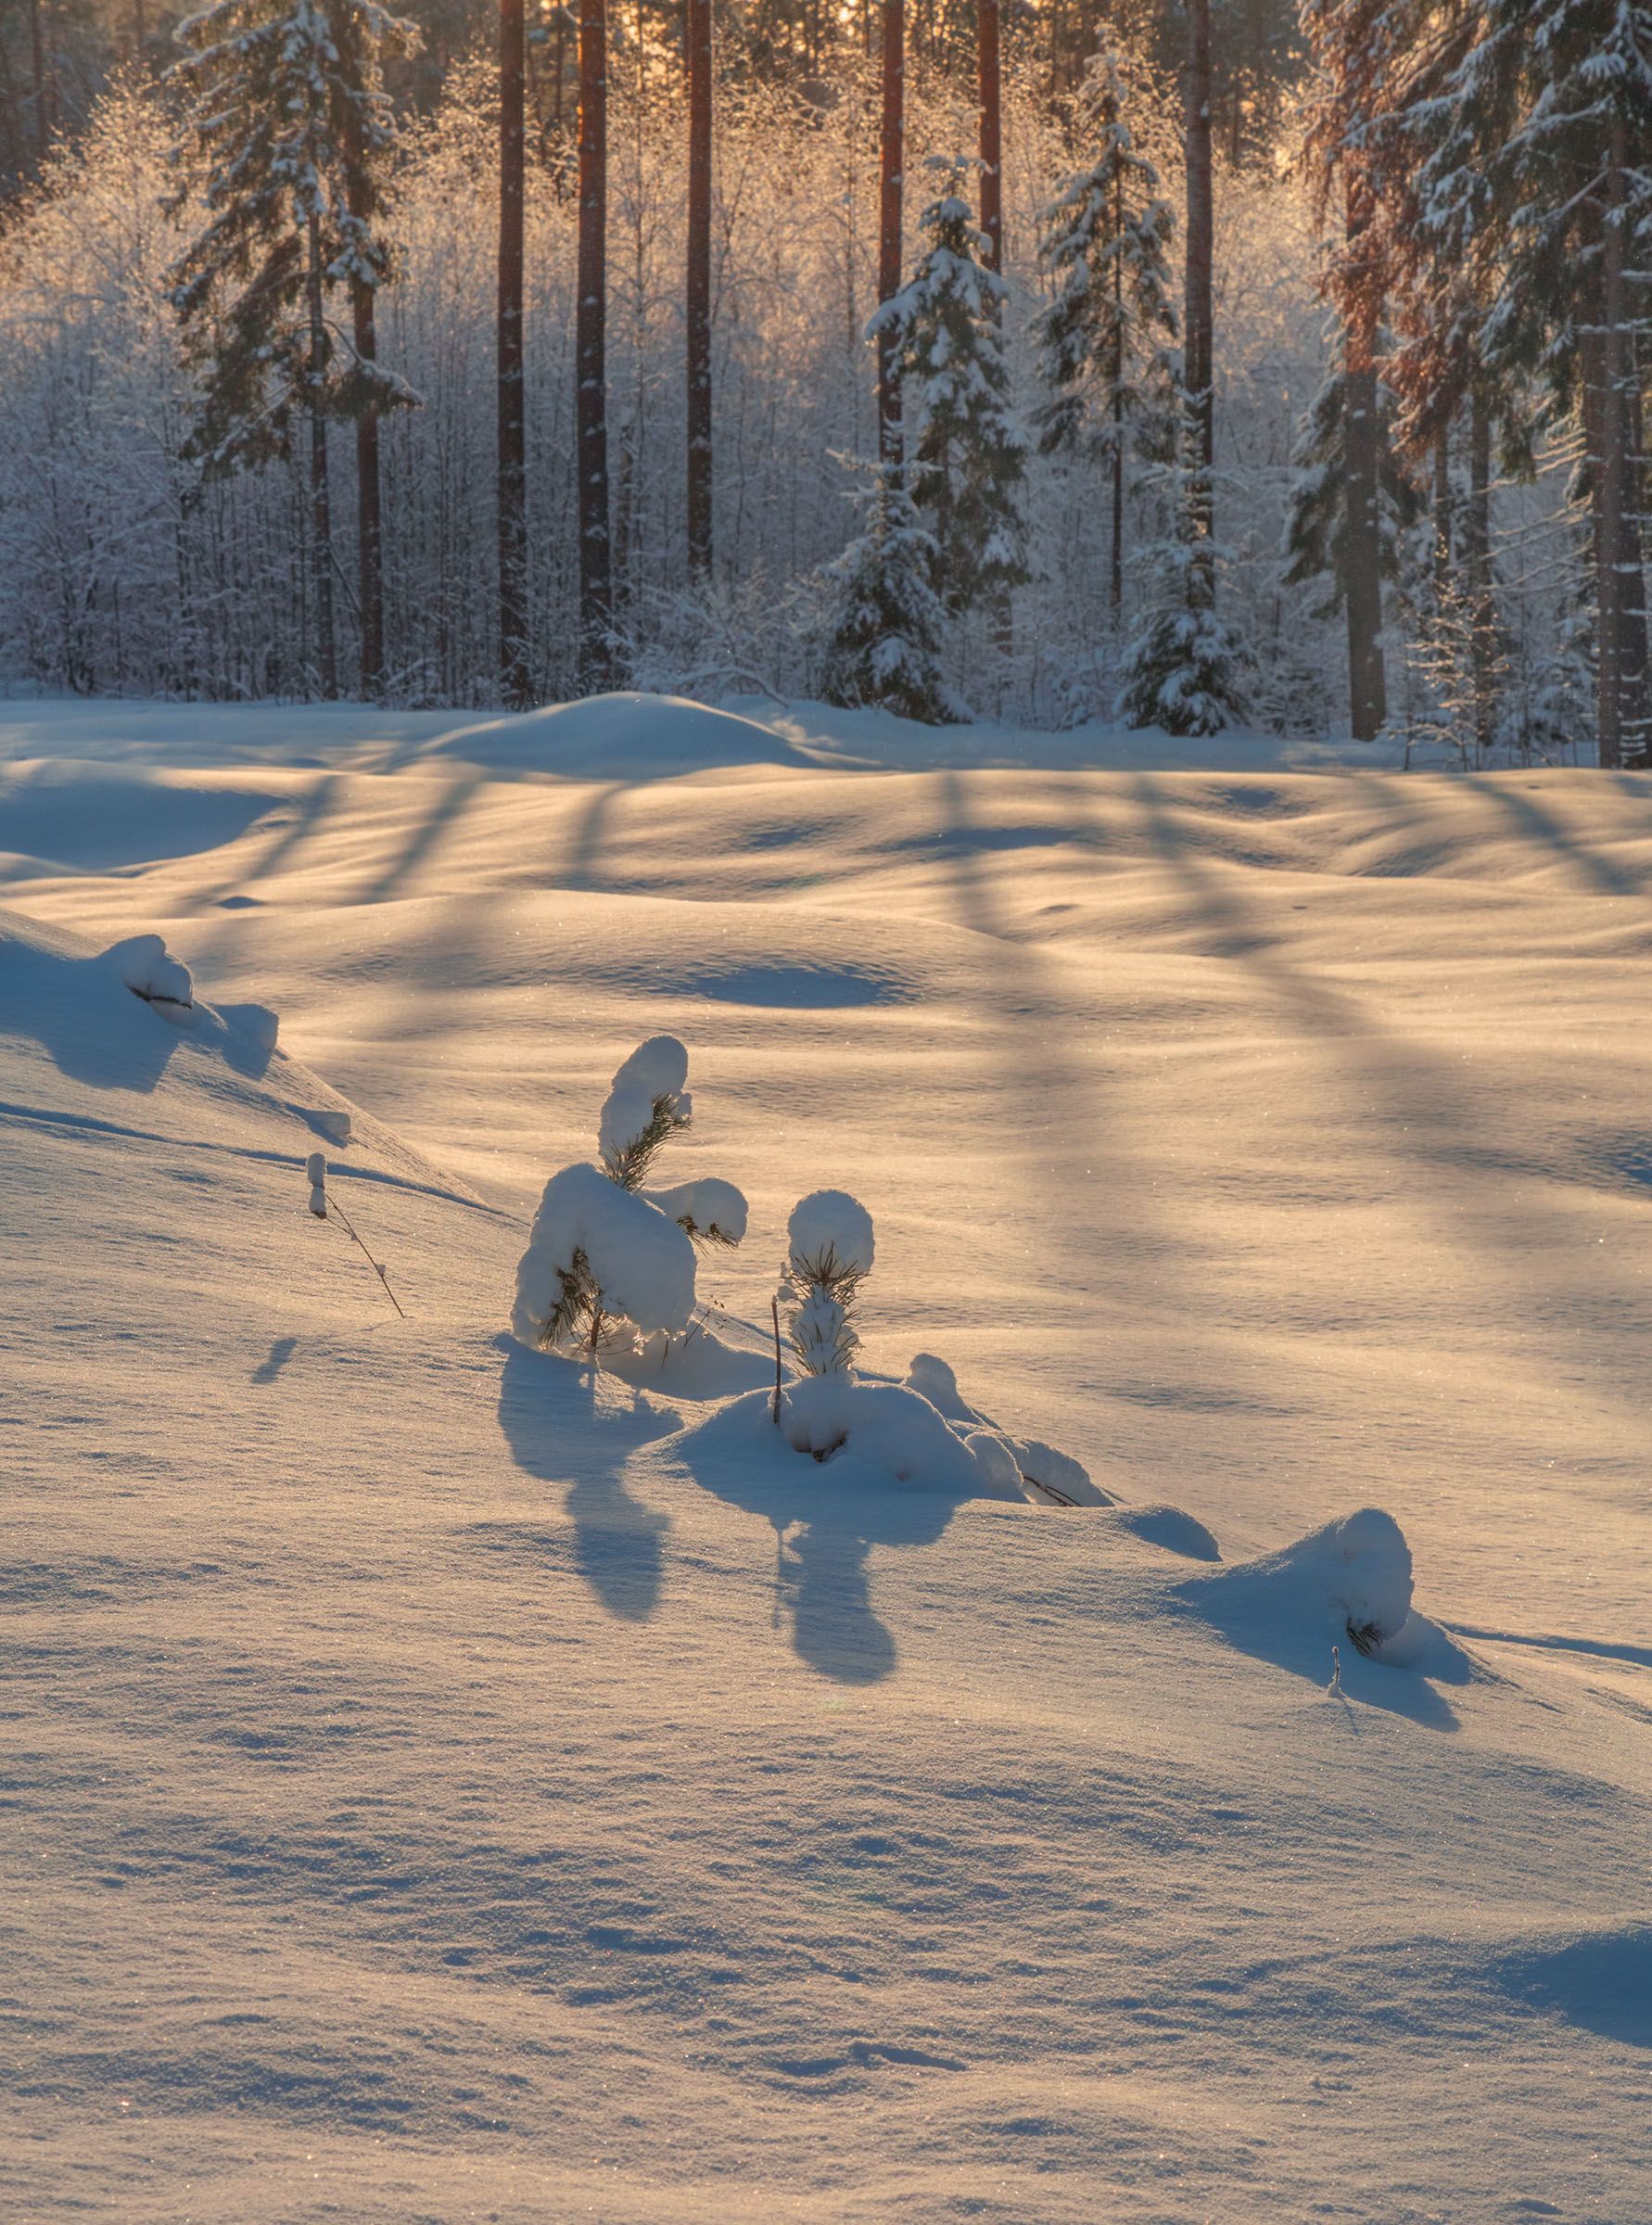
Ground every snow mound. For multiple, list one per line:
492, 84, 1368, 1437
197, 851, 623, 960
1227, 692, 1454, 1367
599, 1034, 691, 1167
1186, 1507, 1415, 1654
427, 693, 807, 778
669, 1377, 1030, 1500
512, 1162, 697, 1345
902, 1355, 1112, 1507
106, 931, 194, 1009
788, 1189, 875, 1278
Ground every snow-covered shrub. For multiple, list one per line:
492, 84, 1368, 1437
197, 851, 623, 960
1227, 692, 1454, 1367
512, 1036, 746, 1360
779, 1189, 875, 1379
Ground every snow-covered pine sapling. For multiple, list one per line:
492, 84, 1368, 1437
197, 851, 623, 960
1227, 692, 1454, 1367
779, 1190, 875, 1379
304, 1152, 405, 1316
513, 1036, 747, 1363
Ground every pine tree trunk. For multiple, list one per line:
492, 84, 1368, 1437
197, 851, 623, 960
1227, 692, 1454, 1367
1343, 188, 1386, 742
1110, 170, 1124, 616
306, 214, 337, 701
877, 0, 904, 474
29, 0, 48, 163
686, 0, 713, 583
1432, 422, 1452, 604
1593, 133, 1633, 770
1183, 0, 1214, 545
1464, 380, 1495, 763
977, 0, 1002, 274
1620, 340, 1651, 768
344, 111, 386, 699
578, 0, 613, 687
498, 0, 529, 706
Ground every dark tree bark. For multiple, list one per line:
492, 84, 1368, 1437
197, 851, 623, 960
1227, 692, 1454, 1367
498, 0, 529, 706
1462, 379, 1495, 759
344, 108, 387, 697
1589, 121, 1650, 770
1110, 164, 1125, 614
1431, 422, 1452, 605
1183, 0, 1214, 543
578, 0, 613, 686
876, 0, 905, 473
1343, 184, 1386, 741
29, 0, 48, 162
686, 0, 713, 582
977, 0, 1001, 275
305, 214, 337, 700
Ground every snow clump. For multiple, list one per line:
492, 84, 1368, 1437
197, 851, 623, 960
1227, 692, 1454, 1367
105, 933, 193, 1010
1196, 1507, 1416, 1656
780, 1189, 875, 1377
513, 1036, 747, 1359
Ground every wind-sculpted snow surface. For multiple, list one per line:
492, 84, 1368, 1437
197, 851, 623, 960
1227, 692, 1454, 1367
4, 705, 1652, 2225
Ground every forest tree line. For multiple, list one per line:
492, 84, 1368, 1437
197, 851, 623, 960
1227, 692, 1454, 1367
0, 0, 1643, 762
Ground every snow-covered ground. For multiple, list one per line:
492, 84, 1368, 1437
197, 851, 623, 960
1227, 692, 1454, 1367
3, 694, 1649, 2224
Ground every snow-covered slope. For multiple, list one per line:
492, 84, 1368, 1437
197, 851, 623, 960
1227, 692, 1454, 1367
3, 695, 1650, 2224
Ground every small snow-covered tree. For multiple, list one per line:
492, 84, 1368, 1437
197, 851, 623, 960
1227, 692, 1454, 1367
1033, 46, 1179, 614
779, 1190, 874, 1379
1118, 394, 1250, 735
513, 1036, 746, 1360
168, 0, 419, 697
820, 464, 959, 724
880, 155, 1029, 617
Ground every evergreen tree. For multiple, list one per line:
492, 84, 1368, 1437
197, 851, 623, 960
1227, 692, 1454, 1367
879, 156, 1028, 617
1283, 356, 1419, 662
1119, 395, 1250, 735
169, 0, 417, 701
1411, 0, 1652, 767
1033, 45, 1178, 615
820, 465, 957, 724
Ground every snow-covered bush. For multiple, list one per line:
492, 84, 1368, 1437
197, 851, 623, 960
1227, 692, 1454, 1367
779, 1189, 875, 1379
512, 1036, 746, 1361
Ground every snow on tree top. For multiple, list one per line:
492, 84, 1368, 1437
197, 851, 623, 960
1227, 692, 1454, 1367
598, 1035, 692, 1170
787, 1189, 874, 1278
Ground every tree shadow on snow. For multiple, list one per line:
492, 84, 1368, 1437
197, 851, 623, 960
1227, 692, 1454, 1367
1497, 1926, 1652, 2048
661, 1407, 971, 1685
493, 1336, 680, 1622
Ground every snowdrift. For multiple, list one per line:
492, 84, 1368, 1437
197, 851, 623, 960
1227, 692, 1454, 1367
426, 692, 813, 779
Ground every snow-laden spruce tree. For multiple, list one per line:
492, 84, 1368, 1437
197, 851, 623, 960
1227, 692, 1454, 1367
168, 0, 419, 698
1118, 394, 1251, 735
1283, 358, 1419, 648
819, 464, 959, 724
879, 156, 1030, 618
513, 1036, 747, 1361
1033, 46, 1179, 616
779, 1190, 875, 1378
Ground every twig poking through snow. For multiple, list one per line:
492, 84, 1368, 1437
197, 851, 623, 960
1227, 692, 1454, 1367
771, 1297, 784, 1426
1328, 1644, 1342, 1695
305, 1153, 406, 1318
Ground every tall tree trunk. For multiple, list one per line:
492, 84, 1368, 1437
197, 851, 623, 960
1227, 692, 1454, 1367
1183, 0, 1214, 544
686, 0, 713, 582
1110, 169, 1124, 615
1620, 339, 1651, 767
1432, 421, 1452, 605
578, 0, 612, 687
498, 0, 529, 706
1463, 379, 1495, 762
306, 215, 337, 700
29, 0, 48, 162
1343, 185, 1386, 742
344, 112, 386, 698
977, 0, 1001, 274
1594, 125, 1633, 770
876, 0, 905, 474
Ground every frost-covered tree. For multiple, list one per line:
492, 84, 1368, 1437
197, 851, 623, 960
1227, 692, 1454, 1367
779, 1190, 874, 1378
513, 1036, 746, 1360
819, 464, 959, 723
168, 0, 418, 699
1033, 46, 1178, 613
1283, 355, 1419, 694
1410, 0, 1652, 767
877, 155, 1028, 617
1119, 394, 1251, 734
